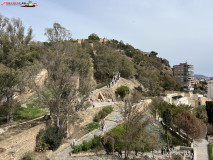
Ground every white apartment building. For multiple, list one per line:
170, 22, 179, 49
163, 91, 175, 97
207, 80, 213, 98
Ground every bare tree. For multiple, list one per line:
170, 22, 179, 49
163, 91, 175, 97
174, 112, 207, 142
45, 23, 71, 55
147, 133, 159, 158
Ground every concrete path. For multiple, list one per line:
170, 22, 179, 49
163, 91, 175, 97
53, 106, 123, 160
87, 102, 124, 110
194, 139, 209, 160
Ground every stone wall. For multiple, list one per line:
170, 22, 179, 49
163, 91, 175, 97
0, 123, 45, 160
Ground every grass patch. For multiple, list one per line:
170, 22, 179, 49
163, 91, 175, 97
21, 151, 35, 160
96, 82, 108, 89
93, 106, 113, 122
14, 106, 48, 122
86, 122, 99, 133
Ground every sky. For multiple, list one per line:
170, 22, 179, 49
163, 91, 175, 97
1, 0, 213, 76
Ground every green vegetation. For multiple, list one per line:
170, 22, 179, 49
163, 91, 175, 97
36, 127, 65, 152
21, 151, 35, 160
193, 105, 208, 124
115, 86, 130, 99
108, 124, 125, 150
160, 124, 186, 146
93, 106, 113, 122
151, 100, 206, 145
193, 82, 207, 94
206, 101, 213, 124
104, 123, 158, 154
154, 101, 191, 118
86, 122, 99, 132
0, 14, 183, 126
14, 106, 48, 122
0, 14, 39, 123
95, 82, 108, 89
88, 33, 100, 41
163, 108, 173, 147
0, 100, 21, 122
209, 143, 213, 160
72, 135, 101, 153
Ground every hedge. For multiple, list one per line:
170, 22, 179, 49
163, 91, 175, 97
86, 122, 99, 132
209, 143, 213, 160
93, 106, 113, 122
72, 135, 101, 153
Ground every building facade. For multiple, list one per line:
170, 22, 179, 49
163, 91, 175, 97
173, 62, 194, 90
207, 80, 213, 98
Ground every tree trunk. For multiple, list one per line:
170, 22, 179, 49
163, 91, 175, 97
56, 116, 60, 128
7, 96, 14, 123
8, 113, 13, 123
166, 128, 170, 158
125, 149, 127, 160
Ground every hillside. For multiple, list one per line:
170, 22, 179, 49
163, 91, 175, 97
0, 14, 205, 160
194, 74, 209, 80
0, 15, 182, 125
78, 35, 182, 96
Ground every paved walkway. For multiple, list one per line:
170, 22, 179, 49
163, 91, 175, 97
53, 106, 123, 160
194, 139, 209, 160
87, 102, 124, 110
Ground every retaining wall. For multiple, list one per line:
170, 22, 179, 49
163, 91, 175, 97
0, 123, 45, 160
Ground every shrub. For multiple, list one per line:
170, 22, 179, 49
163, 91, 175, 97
99, 110, 106, 118
91, 135, 101, 148
86, 122, 99, 132
72, 136, 101, 154
72, 144, 83, 153
115, 86, 130, 99
93, 114, 101, 122
102, 106, 113, 113
21, 151, 34, 160
135, 86, 142, 92
35, 127, 65, 152
93, 106, 113, 122
82, 141, 92, 151
209, 143, 213, 160
44, 127, 65, 151
172, 154, 183, 160
104, 140, 113, 154
35, 129, 49, 152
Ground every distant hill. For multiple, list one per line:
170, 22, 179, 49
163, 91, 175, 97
194, 74, 209, 79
